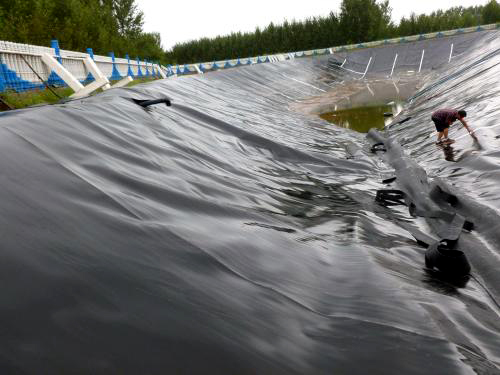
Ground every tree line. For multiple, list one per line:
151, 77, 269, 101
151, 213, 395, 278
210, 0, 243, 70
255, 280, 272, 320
0, 0, 499, 66
0, 0, 164, 62
166, 0, 500, 64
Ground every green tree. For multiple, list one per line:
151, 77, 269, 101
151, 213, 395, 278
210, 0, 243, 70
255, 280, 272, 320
339, 0, 392, 43
482, 0, 500, 23
0, 0, 165, 63
1, 0, 496, 67
113, 0, 144, 37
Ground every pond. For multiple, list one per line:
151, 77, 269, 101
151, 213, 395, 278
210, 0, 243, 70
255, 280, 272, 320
319, 101, 404, 133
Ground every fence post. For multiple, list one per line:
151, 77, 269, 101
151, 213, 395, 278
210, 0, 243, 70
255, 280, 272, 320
108, 52, 122, 81
390, 53, 398, 77
136, 57, 143, 77
126, 54, 134, 77
48, 39, 65, 86
418, 49, 425, 73
86, 47, 94, 60
0, 64, 5, 92
50, 39, 62, 63
83, 48, 95, 84
360, 56, 372, 79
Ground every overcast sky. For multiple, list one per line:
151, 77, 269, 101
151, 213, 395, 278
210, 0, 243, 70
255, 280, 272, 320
136, 0, 489, 50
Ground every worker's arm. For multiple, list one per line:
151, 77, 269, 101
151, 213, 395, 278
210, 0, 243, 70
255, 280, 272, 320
459, 118, 473, 134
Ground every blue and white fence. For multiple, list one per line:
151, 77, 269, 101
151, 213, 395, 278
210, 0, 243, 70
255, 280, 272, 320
0, 23, 498, 97
169, 23, 499, 76
0, 39, 167, 97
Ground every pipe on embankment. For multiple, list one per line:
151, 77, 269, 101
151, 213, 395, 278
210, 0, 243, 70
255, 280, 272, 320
367, 129, 500, 305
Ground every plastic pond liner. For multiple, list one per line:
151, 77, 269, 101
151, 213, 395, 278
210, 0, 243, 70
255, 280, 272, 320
0, 29, 500, 373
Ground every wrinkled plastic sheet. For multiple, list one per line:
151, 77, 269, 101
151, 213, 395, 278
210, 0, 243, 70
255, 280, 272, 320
0, 30, 499, 373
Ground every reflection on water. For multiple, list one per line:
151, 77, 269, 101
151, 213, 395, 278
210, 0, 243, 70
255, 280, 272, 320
438, 143, 457, 162
319, 102, 404, 133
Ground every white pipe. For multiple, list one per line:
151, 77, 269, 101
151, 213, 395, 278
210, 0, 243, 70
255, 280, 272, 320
110, 76, 133, 88
448, 43, 454, 62
83, 56, 110, 90
418, 49, 425, 73
390, 53, 398, 77
156, 64, 167, 78
282, 74, 326, 92
0, 50, 42, 57
70, 77, 108, 99
341, 58, 347, 67
338, 66, 364, 75
360, 56, 372, 79
193, 64, 203, 74
392, 80, 400, 94
0, 50, 84, 62
41, 53, 84, 92
366, 83, 375, 96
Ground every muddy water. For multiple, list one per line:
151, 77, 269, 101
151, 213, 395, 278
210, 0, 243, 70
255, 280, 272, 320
319, 102, 404, 132
290, 76, 423, 116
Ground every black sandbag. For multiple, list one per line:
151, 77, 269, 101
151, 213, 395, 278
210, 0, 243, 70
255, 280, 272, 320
425, 241, 471, 277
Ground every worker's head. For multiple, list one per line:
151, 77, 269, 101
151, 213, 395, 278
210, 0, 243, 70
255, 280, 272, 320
458, 109, 467, 119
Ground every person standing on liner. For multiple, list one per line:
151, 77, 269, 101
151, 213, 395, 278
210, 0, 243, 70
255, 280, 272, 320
431, 109, 473, 144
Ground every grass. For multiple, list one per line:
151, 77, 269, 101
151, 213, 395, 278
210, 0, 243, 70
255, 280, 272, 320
125, 77, 158, 87
0, 87, 74, 111
0, 76, 161, 111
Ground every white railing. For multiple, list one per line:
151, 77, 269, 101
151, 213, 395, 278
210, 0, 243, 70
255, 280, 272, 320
0, 39, 168, 97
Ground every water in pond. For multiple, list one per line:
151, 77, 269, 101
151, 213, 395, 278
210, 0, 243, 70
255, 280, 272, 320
319, 102, 404, 133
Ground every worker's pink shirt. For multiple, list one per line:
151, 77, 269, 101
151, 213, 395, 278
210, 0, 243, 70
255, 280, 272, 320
432, 109, 459, 124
